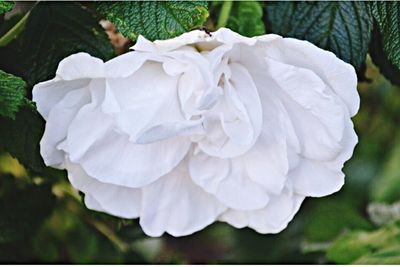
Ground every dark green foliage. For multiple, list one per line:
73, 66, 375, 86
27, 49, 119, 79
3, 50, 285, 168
96, 1, 209, 41
265, 1, 373, 70
369, 26, 400, 86
371, 134, 400, 203
19, 2, 114, 86
227, 1, 265, 37
305, 198, 372, 242
0, 70, 25, 119
0, 1, 14, 15
0, 177, 55, 244
372, 2, 400, 71
0, 105, 46, 172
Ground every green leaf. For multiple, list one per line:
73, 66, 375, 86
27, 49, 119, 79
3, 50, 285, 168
354, 245, 400, 264
265, 1, 373, 70
372, 2, 400, 70
227, 1, 265, 37
327, 221, 400, 264
0, 178, 55, 244
96, 1, 209, 41
0, 1, 14, 15
18, 2, 114, 86
0, 105, 46, 172
0, 69, 25, 119
369, 26, 400, 86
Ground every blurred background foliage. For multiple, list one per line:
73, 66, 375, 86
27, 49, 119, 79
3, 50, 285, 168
0, 0, 400, 264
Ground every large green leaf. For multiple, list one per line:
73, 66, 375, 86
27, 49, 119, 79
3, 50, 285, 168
0, 69, 25, 119
265, 1, 373, 70
96, 1, 209, 41
372, 2, 400, 71
0, 1, 14, 15
18, 2, 114, 86
0, 105, 46, 172
369, 26, 400, 86
227, 1, 265, 37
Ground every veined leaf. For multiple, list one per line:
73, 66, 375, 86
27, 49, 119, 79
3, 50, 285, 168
0, 69, 25, 119
265, 1, 373, 70
19, 2, 114, 86
96, 1, 209, 41
372, 2, 400, 71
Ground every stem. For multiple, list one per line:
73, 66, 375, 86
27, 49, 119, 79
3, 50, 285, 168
0, 11, 30, 47
217, 1, 233, 29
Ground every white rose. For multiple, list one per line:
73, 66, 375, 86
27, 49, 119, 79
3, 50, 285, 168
32, 28, 359, 237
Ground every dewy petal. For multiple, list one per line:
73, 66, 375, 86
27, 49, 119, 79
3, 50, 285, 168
140, 158, 226, 237
189, 152, 270, 210
40, 88, 90, 167
220, 188, 305, 234
66, 160, 141, 218
264, 38, 359, 117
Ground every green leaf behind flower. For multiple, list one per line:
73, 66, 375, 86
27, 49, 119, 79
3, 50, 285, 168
96, 1, 209, 41
227, 1, 265, 37
265, 1, 373, 70
0, 70, 25, 119
372, 2, 400, 71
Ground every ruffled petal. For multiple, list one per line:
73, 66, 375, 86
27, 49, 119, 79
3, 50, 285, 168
40, 88, 90, 167
33, 78, 91, 120
264, 38, 359, 117
140, 158, 226, 237
66, 160, 141, 218
220, 188, 305, 234
291, 158, 345, 197
264, 58, 346, 161
76, 129, 190, 188
56, 53, 106, 80
198, 62, 263, 158
189, 152, 270, 210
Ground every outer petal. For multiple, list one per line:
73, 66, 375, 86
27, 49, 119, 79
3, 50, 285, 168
263, 38, 359, 117
290, 159, 345, 197
140, 158, 226, 237
133, 28, 277, 53
265, 58, 346, 161
33, 79, 91, 120
75, 129, 190, 188
40, 88, 90, 167
220, 188, 305, 234
56, 53, 105, 80
66, 160, 141, 218
33, 53, 105, 119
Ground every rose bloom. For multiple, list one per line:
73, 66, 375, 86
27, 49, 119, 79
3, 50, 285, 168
33, 28, 359, 237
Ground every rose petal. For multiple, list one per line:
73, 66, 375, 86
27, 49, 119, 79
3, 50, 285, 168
140, 158, 226, 237
40, 88, 90, 167
66, 160, 142, 218
220, 189, 305, 234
